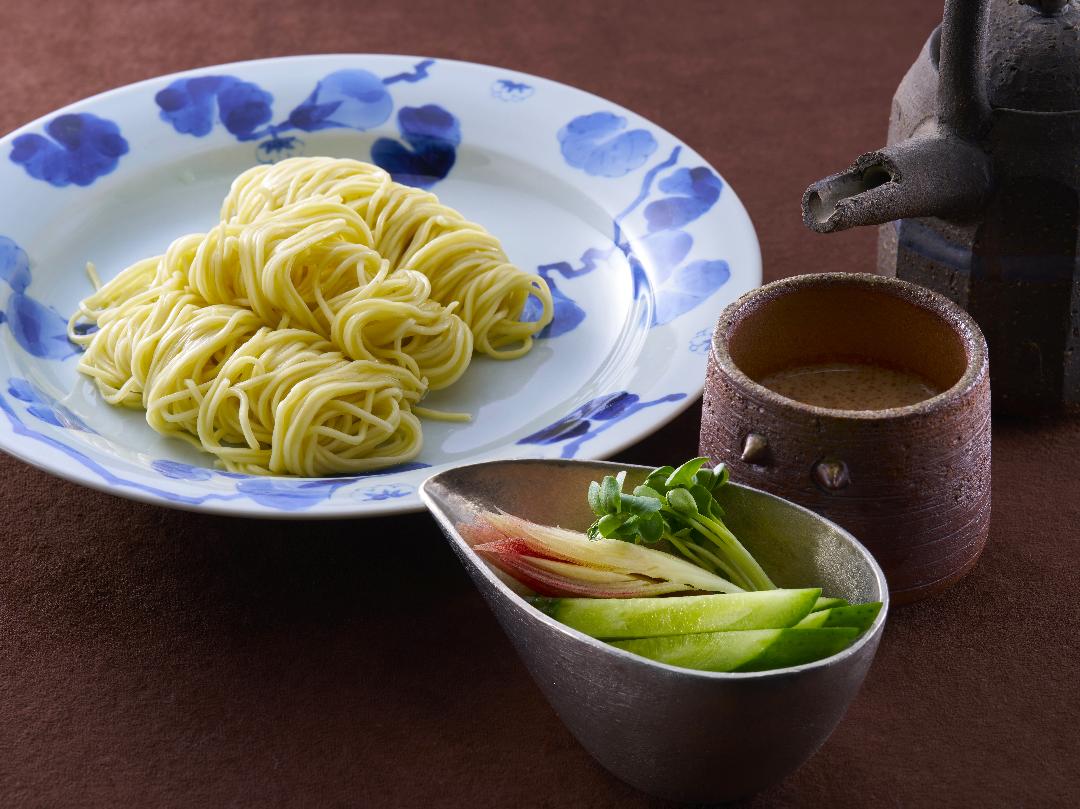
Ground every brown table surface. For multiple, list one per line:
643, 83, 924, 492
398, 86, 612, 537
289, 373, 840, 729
2, 1, 1078, 806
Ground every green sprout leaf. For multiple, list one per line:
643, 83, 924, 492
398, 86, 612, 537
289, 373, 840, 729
596, 513, 624, 537
587, 480, 603, 515
666, 487, 700, 516
688, 484, 713, 514
639, 513, 664, 543
666, 457, 709, 489
620, 493, 663, 515
600, 475, 622, 514
713, 463, 730, 487
645, 466, 674, 492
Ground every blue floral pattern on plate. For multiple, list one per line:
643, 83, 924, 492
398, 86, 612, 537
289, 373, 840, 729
371, 105, 461, 189
8, 378, 93, 432
491, 79, 534, 102
0, 236, 78, 360
538, 136, 731, 335
558, 112, 658, 178
156, 76, 274, 138
153, 59, 460, 187
286, 70, 392, 133
518, 390, 687, 459
689, 327, 712, 355
233, 464, 426, 511
355, 482, 414, 501
0, 386, 237, 507
9, 113, 129, 187
152, 459, 214, 481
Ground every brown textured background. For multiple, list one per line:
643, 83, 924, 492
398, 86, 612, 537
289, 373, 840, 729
1, 1, 1078, 806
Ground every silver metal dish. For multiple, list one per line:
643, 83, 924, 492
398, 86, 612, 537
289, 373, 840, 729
420, 459, 889, 803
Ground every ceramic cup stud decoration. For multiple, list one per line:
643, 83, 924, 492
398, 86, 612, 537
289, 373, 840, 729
700, 273, 990, 603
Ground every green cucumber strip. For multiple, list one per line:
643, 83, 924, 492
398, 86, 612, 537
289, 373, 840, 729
734, 627, 859, 672
812, 596, 849, 612
530, 588, 820, 640
796, 602, 883, 634
611, 627, 859, 672
612, 629, 782, 671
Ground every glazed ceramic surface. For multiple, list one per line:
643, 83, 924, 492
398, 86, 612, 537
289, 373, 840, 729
421, 459, 888, 803
700, 273, 991, 602
0, 54, 760, 517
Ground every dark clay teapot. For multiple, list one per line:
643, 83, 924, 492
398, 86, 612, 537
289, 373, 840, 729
803, 0, 1080, 416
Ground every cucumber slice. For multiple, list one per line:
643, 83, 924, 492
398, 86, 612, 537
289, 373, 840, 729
812, 596, 849, 612
612, 629, 781, 670
530, 588, 821, 640
611, 627, 858, 672
796, 602, 882, 635
734, 627, 859, 672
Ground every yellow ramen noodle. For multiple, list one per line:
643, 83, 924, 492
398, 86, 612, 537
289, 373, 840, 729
220, 157, 551, 357
69, 157, 553, 476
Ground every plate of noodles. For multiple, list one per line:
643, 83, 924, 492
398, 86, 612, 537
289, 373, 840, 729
0, 54, 760, 517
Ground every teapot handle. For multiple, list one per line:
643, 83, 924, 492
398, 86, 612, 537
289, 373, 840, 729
938, 0, 991, 141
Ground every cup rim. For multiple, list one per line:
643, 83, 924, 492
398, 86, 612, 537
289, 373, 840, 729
710, 272, 989, 420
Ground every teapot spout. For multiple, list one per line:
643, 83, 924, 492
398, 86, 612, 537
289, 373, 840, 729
801, 135, 991, 233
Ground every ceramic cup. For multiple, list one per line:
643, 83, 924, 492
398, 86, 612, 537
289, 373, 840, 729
700, 273, 991, 603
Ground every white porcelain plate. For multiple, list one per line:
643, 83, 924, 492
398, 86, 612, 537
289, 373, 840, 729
0, 54, 760, 517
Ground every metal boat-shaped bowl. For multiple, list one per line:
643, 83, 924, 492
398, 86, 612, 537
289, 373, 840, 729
420, 459, 889, 803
